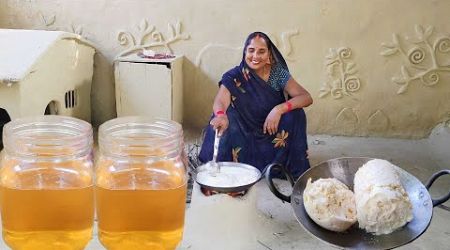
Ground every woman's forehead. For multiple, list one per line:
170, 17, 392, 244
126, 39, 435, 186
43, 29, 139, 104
247, 36, 268, 49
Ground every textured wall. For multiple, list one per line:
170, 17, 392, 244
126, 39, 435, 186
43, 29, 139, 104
1, 0, 449, 138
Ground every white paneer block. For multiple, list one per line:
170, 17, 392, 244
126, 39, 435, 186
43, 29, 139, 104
354, 159, 413, 235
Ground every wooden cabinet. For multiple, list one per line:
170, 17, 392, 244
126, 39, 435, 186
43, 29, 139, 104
114, 55, 183, 123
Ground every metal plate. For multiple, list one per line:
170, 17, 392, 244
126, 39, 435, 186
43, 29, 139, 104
291, 157, 433, 249
193, 161, 262, 193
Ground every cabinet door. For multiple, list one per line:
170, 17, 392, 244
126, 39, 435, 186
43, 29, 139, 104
115, 62, 171, 119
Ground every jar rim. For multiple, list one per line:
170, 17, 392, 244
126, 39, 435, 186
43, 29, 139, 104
3, 115, 93, 159
98, 116, 183, 158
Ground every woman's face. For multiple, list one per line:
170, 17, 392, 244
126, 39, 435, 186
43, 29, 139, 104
245, 36, 271, 71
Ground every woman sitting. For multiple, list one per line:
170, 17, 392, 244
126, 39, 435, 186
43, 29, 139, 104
199, 31, 313, 179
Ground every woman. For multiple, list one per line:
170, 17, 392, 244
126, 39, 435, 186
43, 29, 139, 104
199, 31, 313, 179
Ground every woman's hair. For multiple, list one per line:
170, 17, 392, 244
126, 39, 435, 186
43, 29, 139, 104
244, 32, 273, 51
243, 32, 275, 64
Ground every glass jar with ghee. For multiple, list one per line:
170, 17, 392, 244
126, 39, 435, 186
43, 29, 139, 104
0, 115, 94, 250
96, 117, 187, 250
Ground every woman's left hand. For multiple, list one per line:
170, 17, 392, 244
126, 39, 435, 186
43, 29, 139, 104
264, 106, 282, 135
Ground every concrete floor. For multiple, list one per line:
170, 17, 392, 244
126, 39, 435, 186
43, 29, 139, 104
0, 125, 449, 249
177, 125, 450, 250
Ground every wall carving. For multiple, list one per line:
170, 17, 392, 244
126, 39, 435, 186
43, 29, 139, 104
335, 107, 359, 134
116, 19, 190, 57
37, 12, 84, 36
195, 44, 241, 67
268, 30, 300, 61
319, 47, 361, 99
2, 0, 447, 139
333, 108, 390, 134
367, 110, 390, 133
336, 107, 359, 124
381, 25, 450, 94
39, 13, 56, 27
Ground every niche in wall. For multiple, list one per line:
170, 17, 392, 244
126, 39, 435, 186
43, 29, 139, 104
0, 108, 11, 149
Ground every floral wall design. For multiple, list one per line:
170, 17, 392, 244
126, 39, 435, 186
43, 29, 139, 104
319, 47, 361, 99
380, 25, 450, 94
117, 19, 190, 57
37, 12, 84, 36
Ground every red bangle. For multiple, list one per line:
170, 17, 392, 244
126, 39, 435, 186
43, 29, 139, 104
285, 101, 293, 112
215, 110, 225, 117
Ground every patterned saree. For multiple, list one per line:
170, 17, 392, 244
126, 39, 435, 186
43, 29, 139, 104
199, 32, 310, 179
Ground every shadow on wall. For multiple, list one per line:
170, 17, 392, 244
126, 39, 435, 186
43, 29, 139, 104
183, 59, 215, 129
0, 108, 11, 149
184, 45, 241, 129
91, 51, 117, 127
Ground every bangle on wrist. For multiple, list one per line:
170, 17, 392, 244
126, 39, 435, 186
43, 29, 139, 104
215, 110, 225, 117
285, 101, 293, 112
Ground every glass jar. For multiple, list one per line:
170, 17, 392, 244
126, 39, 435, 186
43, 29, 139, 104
0, 115, 94, 250
96, 117, 187, 250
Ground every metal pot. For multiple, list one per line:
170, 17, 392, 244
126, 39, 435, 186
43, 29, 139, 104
193, 161, 262, 193
265, 157, 450, 249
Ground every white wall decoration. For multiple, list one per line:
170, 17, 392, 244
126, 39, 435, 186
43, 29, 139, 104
268, 30, 299, 61
36, 12, 84, 37
116, 19, 190, 57
319, 47, 361, 99
381, 25, 450, 94
38, 12, 56, 28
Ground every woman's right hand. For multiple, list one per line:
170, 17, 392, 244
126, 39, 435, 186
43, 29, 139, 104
210, 115, 229, 136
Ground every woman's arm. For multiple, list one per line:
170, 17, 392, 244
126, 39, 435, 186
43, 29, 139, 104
210, 85, 231, 136
278, 77, 313, 112
263, 77, 312, 135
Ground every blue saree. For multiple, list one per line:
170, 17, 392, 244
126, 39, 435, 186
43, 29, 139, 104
199, 33, 310, 179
